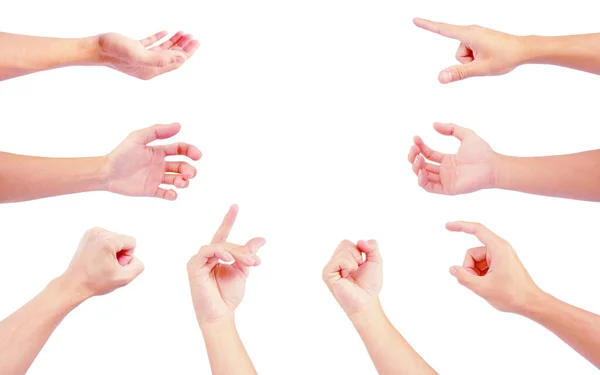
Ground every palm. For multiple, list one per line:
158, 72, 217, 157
439, 136, 496, 194
98, 31, 200, 80
107, 143, 163, 196
104, 123, 201, 201
190, 265, 247, 320
409, 122, 497, 195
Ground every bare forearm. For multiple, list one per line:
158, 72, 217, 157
350, 302, 437, 375
522, 34, 600, 75
0, 277, 85, 375
494, 151, 600, 201
520, 292, 600, 369
0, 33, 101, 80
199, 317, 257, 375
0, 153, 109, 203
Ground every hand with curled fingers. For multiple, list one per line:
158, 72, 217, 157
408, 122, 498, 195
106, 122, 201, 201
413, 18, 527, 84
97, 31, 200, 80
446, 221, 542, 313
61, 227, 145, 299
322, 239, 382, 316
187, 205, 266, 324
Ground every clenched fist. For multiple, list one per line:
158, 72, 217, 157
61, 228, 145, 299
322, 239, 382, 316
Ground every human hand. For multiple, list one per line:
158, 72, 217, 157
97, 31, 200, 80
408, 122, 498, 195
322, 239, 382, 316
61, 228, 145, 300
187, 205, 266, 324
413, 18, 528, 84
105, 122, 201, 201
447, 221, 542, 313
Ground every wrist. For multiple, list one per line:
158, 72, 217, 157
347, 299, 385, 326
520, 35, 555, 65
92, 156, 111, 192
491, 153, 515, 190
515, 289, 553, 318
48, 275, 92, 309
76, 36, 103, 66
198, 314, 236, 332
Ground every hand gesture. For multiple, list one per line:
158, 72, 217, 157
447, 221, 542, 313
187, 205, 266, 324
414, 18, 527, 84
62, 228, 145, 299
322, 239, 382, 316
408, 122, 498, 195
106, 122, 201, 201
97, 31, 200, 80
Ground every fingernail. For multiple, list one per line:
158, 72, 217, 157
246, 256, 256, 265
449, 266, 457, 276
440, 70, 452, 83
224, 252, 233, 262
176, 55, 185, 63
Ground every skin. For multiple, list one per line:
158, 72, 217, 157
322, 240, 438, 375
0, 228, 144, 375
447, 221, 600, 369
0, 31, 200, 81
0, 122, 201, 203
414, 18, 600, 83
187, 205, 265, 375
408, 122, 600, 201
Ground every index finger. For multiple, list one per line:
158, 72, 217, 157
446, 221, 503, 246
111, 233, 137, 251
211, 205, 239, 244
413, 18, 469, 41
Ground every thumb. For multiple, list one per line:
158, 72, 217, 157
141, 50, 186, 68
120, 257, 145, 283
438, 62, 489, 84
449, 266, 481, 292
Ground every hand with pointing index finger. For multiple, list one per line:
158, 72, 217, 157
413, 18, 528, 84
408, 122, 499, 195
187, 205, 265, 324
446, 221, 542, 314
105, 122, 202, 201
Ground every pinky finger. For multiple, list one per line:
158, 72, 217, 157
155, 188, 177, 201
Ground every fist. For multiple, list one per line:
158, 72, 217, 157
62, 228, 145, 299
447, 221, 542, 313
322, 239, 382, 316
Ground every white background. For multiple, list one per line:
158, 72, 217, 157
1, 1, 599, 374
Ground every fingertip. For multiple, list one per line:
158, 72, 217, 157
167, 190, 177, 201
230, 204, 239, 213
438, 69, 453, 84
449, 266, 458, 276
190, 147, 202, 161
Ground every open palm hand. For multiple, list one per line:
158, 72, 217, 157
106, 122, 201, 200
408, 122, 498, 195
98, 31, 200, 80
